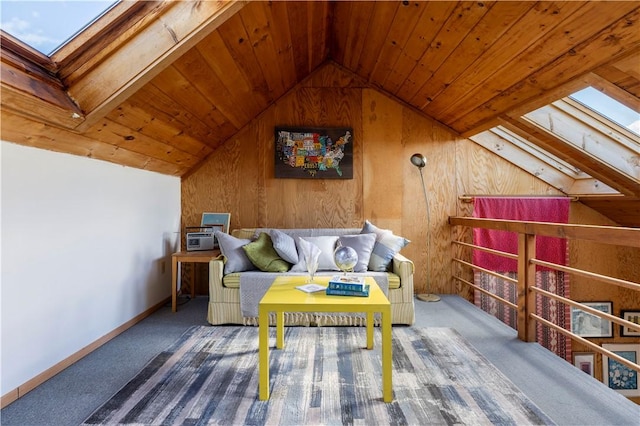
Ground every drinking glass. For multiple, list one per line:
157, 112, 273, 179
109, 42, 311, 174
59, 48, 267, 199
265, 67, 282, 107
306, 259, 319, 283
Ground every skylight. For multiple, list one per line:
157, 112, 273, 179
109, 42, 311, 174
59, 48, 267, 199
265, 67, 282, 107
0, 0, 117, 56
569, 87, 640, 137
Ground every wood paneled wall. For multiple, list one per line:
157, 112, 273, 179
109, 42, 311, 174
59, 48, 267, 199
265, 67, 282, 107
182, 63, 638, 299
182, 63, 457, 294
569, 203, 640, 392
452, 139, 564, 298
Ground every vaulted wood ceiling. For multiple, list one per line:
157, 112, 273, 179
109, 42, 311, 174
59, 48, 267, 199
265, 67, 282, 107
1, 1, 639, 225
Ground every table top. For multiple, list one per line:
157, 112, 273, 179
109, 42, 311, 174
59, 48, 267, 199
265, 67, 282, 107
172, 250, 220, 260
259, 275, 390, 311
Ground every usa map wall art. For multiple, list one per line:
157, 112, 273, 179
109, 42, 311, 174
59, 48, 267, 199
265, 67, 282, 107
274, 127, 353, 179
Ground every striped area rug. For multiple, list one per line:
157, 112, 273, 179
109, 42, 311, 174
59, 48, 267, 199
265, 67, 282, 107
82, 326, 554, 425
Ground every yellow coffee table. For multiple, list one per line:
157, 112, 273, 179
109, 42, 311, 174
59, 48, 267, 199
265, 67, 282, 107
258, 275, 393, 402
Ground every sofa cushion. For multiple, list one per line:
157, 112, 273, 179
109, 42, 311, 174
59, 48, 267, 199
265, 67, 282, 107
269, 229, 299, 264
291, 236, 339, 271
215, 231, 257, 274
337, 233, 377, 272
243, 233, 290, 272
222, 271, 401, 290
361, 220, 410, 272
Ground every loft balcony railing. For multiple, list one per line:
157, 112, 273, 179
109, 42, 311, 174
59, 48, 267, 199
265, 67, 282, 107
448, 216, 640, 375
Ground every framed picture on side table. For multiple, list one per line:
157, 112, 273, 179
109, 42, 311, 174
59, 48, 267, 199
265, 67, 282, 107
620, 310, 640, 337
571, 301, 613, 338
573, 352, 595, 377
602, 343, 640, 397
201, 213, 231, 247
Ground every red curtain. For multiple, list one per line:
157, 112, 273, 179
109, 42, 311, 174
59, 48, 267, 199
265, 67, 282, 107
472, 197, 571, 361
472, 197, 569, 271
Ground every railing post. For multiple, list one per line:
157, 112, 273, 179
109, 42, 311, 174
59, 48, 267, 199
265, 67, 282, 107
517, 233, 536, 342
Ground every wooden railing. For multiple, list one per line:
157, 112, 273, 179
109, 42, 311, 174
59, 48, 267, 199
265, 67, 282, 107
448, 216, 640, 375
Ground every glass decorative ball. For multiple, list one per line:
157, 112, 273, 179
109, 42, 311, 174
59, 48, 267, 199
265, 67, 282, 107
334, 245, 358, 272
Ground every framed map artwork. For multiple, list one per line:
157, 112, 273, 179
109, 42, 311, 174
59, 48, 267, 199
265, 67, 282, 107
274, 127, 353, 179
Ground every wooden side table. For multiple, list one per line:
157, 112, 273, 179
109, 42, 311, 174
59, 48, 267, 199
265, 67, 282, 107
171, 250, 220, 312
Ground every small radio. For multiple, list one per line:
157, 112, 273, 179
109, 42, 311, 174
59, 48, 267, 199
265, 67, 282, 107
186, 232, 215, 251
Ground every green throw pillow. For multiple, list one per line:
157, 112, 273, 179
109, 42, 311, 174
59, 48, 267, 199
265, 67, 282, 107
242, 233, 290, 272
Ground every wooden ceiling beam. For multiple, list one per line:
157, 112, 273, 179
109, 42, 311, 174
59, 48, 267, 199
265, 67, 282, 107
501, 116, 640, 197
0, 110, 188, 176
583, 70, 640, 113
69, 0, 247, 132
0, 31, 83, 128
469, 130, 576, 193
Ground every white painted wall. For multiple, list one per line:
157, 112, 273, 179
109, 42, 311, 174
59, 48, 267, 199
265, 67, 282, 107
1, 142, 181, 395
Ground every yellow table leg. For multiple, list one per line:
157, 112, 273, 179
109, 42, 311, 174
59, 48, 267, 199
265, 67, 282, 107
366, 312, 374, 349
276, 311, 285, 349
382, 309, 393, 402
259, 307, 270, 400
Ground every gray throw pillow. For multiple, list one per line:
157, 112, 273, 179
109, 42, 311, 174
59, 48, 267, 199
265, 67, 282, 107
269, 229, 299, 264
337, 233, 377, 272
361, 220, 410, 272
215, 231, 256, 274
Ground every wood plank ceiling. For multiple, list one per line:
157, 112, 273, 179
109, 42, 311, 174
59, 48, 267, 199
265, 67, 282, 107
1, 1, 639, 225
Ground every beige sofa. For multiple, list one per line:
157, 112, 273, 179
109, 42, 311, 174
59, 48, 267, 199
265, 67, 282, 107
207, 227, 415, 326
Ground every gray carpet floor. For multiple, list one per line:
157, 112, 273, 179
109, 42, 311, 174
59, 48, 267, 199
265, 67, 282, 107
2, 295, 639, 425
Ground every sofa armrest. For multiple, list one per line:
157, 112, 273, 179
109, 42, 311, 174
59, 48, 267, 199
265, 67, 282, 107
209, 257, 225, 297
391, 252, 414, 303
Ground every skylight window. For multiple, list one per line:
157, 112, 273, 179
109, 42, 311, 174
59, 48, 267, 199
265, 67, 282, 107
569, 87, 640, 137
0, 0, 117, 56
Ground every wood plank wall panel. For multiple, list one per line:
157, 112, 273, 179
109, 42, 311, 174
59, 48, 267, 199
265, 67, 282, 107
185, 62, 639, 299
568, 203, 640, 389
454, 139, 562, 301
182, 63, 365, 231
453, 138, 640, 361
361, 90, 404, 226
399, 102, 459, 295
183, 63, 458, 294
271, 87, 363, 228
452, 138, 563, 299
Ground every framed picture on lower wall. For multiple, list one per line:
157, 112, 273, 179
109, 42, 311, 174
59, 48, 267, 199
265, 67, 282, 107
571, 301, 613, 338
602, 343, 640, 397
573, 352, 595, 377
621, 310, 640, 337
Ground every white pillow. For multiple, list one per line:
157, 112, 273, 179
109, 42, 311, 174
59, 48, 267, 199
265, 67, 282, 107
290, 236, 339, 271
